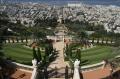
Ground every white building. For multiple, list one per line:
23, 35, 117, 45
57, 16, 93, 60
67, 3, 82, 7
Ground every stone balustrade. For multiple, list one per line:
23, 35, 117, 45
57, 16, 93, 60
81, 61, 105, 72
12, 62, 33, 71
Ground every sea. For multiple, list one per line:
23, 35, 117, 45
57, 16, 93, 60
2, 0, 120, 6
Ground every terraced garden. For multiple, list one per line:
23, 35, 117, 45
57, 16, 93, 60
3, 43, 120, 66
66, 45, 120, 65
81, 46, 119, 65
3, 43, 33, 65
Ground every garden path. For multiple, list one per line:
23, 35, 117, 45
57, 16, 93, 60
49, 41, 67, 68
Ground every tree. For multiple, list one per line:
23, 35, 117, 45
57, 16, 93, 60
65, 44, 73, 58
77, 31, 89, 47
0, 38, 4, 58
0, 12, 17, 79
75, 49, 81, 61
44, 45, 50, 64
32, 47, 38, 61
48, 43, 53, 55
37, 47, 42, 62
45, 46, 49, 57
114, 38, 120, 47
79, 31, 88, 39
65, 44, 69, 56
0, 27, 6, 58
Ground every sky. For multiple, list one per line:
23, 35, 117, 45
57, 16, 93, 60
2, 0, 120, 6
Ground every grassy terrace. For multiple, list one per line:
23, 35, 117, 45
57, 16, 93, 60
80, 46, 120, 65
3, 43, 120, 66
3, 43, 33, 65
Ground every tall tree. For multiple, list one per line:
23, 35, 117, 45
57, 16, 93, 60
48, 43, 53, 55
0, 12, 17, 79
32, 47, 38, 61
114, 38, 120, 47
75, 49, 81, 61
37, 47, 42, 62
45, 46, 49, 57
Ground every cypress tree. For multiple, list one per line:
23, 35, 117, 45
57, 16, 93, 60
102, 38, 104, 44
75, 49, 81, 61
65, 44, 69, 56
16, 37, 19, 43
92, 38, 94, 43
68, 45, 72, 58
44, 45, 49, 63
33, 47, 38, 61
37, 47, 42, 62
21, 37, 23, 43
106, 39, 108, 44
111, 39, 113, 44
97, 38, 99, 44
25, 37, 28, 43
69, 47, 72, 58
49, 43, 53, 55
45, 45, 49, 56
65, 66, 68, 79
13, 39, 15, 43
0, 38, 4, 57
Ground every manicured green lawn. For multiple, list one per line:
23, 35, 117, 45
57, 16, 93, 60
80, 46, 119, 65
3, 43, 120, 66
3, 43, 33, 65
69, 45, 120, 65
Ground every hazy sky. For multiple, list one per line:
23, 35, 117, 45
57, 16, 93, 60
2, 0, 120, 6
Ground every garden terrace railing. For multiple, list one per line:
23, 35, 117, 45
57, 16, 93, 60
4, 38, 31, 43
81, 61, 105, 72
3, 37, 115, 45
37, 66, 73, 79
88, 38, 115, 44
13, 61, 106, 79
36, 61, 105, 79
71, 38, 115, 45
12, 62, 33, 71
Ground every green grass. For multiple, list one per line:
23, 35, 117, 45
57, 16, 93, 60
3, 43, 33, 65
3, 43, 120, 66
82, 46, 120, 65
71, 46, 120, 65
